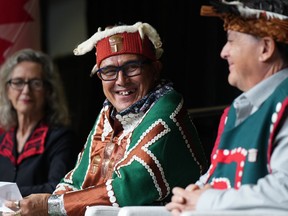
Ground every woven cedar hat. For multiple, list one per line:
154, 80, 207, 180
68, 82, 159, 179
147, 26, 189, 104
201, 0, 288, 44
73, 22, 163, 76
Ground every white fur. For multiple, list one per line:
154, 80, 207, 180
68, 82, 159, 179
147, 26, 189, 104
73, 22, 163, 59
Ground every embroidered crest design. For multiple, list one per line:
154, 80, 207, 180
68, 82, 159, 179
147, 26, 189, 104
208, 147, 247, 189
109, 34, 123, 53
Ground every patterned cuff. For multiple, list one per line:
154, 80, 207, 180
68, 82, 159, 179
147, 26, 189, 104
48, 194, 67, 215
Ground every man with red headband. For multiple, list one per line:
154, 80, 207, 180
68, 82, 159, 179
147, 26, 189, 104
166, 0, 288, 215
5, 22, 207, 216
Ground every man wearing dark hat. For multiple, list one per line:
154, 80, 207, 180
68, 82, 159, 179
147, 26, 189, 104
166, 0, 288, 214
5, 22, 207, 216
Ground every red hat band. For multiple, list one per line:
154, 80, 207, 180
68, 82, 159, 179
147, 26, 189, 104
95, 32, 156, 66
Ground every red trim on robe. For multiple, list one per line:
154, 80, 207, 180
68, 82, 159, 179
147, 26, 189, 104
0, 122, 49, 165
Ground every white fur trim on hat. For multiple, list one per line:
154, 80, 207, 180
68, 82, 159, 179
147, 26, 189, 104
73, 22, 163, 59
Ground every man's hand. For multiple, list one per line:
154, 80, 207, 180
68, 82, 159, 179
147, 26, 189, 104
165, 184, 211, 216
5, 193, 51, 216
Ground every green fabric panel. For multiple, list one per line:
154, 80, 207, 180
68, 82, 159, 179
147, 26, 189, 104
112, 90, 206, 206
208, 77, 288, 187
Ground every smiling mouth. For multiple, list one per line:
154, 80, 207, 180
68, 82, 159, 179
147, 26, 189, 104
117, 89, 136, 96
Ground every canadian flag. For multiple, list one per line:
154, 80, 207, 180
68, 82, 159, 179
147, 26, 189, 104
0, 0, 41, 65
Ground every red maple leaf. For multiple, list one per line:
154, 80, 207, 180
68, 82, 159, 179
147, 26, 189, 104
0, 0, 33, 24
0, 38, 13, 64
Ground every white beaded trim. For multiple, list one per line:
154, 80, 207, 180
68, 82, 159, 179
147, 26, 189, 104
170, 99, 204, 173
54, 183, 78, 193
114, 119, 171, 199
115, 112, 145, 145
211, 177, 231, 189
208, 147, 247, 189
105, 179, 119, 207
270, 102, 282, 133
135, 156, 168, 200
207, 102, 284, 189
102, 116, 113, 142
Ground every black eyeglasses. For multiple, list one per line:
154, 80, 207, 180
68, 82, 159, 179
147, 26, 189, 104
96, 60, 149, 81
7, 78, 45, 91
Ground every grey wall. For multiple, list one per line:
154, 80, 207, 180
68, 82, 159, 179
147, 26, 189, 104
46, 0, 87, 58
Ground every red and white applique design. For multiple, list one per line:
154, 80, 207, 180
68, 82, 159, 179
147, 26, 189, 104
208, 147, 248, 189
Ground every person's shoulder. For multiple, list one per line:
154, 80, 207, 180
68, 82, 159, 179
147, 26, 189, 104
158, 88, 183, 100
142, 89, 185, 122
48, 124, 73, 131
154, 89, 184, 110
47, 124, 77, 139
